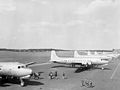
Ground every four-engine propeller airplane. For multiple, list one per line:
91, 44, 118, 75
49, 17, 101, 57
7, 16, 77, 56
74, 51, 112, 60
50, 51, 109, 70
86, 51, 119, 59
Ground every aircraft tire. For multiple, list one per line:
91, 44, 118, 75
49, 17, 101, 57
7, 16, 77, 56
101, 67, 104, 70
20, 82, 25, 87
20, 81, 25, 87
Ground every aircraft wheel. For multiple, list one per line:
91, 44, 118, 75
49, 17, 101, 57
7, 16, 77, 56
20, 82, 25, 87
101, 67, 104, 70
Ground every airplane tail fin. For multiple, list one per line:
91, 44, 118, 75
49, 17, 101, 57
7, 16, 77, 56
74, 51, 80, 57
50, 50, 59, 62
87, 51, 91, 55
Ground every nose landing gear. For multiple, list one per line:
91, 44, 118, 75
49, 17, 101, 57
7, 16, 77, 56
20, 79, 25, 87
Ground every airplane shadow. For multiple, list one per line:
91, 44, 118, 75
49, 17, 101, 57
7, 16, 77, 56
74, 67, 111, 73
0, 84, 10, 87
0, 79, 44, 87
75, 67, 90, 73
52, 65, 111, 70
51, 65, 78, 68
51, 65, 111, 74
25, 80, 44, 86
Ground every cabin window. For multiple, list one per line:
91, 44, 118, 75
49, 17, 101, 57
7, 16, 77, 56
21, 66, 25, 68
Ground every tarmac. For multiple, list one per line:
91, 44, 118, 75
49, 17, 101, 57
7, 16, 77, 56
0, 51, 120, 90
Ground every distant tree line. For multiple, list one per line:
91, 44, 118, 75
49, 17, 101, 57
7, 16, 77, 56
0, 48, 118, 53
0, 48, 70, 52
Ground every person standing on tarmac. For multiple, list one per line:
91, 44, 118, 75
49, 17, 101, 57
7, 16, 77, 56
49, 72, 54, 79
54, 71, 58, 78
62, 72, 67, 79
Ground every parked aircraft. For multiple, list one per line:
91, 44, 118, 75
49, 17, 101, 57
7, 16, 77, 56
102, 52, 120, 59
0, 62, 41, 87
74, 51, 112, 60
88, 51, 120, 59
50, 51, 109, 70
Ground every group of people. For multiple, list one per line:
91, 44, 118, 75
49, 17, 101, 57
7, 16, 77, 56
30, 72, 41, 80
48, 71, 95, 88
49, 71, 67, 80
81, 79, 95, 88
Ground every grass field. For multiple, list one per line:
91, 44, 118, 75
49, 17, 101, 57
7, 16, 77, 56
0, 51, 120, 90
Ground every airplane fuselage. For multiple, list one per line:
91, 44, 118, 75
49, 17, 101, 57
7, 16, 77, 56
51, 57, 108, 66
0, 62, 32, 77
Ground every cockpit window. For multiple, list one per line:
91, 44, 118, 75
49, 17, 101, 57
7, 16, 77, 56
21, 66, 25, 68
18, 65, 25, 69
18, 66, 20, 69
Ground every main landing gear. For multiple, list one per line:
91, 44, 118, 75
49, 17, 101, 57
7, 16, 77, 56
71, 64, 75, 68
101, 67, 104, 70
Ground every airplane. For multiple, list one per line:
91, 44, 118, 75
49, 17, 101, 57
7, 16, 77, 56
101, 52, 120, 59
94, 51, 120, 58
89, 51, 120, 59
0, 61, 47, 87
50, 51, 109, 70
75, 51, 112, 60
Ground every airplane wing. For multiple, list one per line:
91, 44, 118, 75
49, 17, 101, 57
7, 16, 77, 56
26, 62, 52, 67
25, 62, 37, 67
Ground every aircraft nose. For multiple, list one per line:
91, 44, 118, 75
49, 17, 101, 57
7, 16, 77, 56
26, 68, 32, 75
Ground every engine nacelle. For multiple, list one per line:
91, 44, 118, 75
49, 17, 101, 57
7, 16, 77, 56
21, 75, 31, 79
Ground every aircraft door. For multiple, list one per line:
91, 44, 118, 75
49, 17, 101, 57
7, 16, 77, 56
0, 66, 2, 74
0, 67, 5, 75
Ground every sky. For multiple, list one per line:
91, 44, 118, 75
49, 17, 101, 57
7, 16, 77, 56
0, 0, 119, 49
